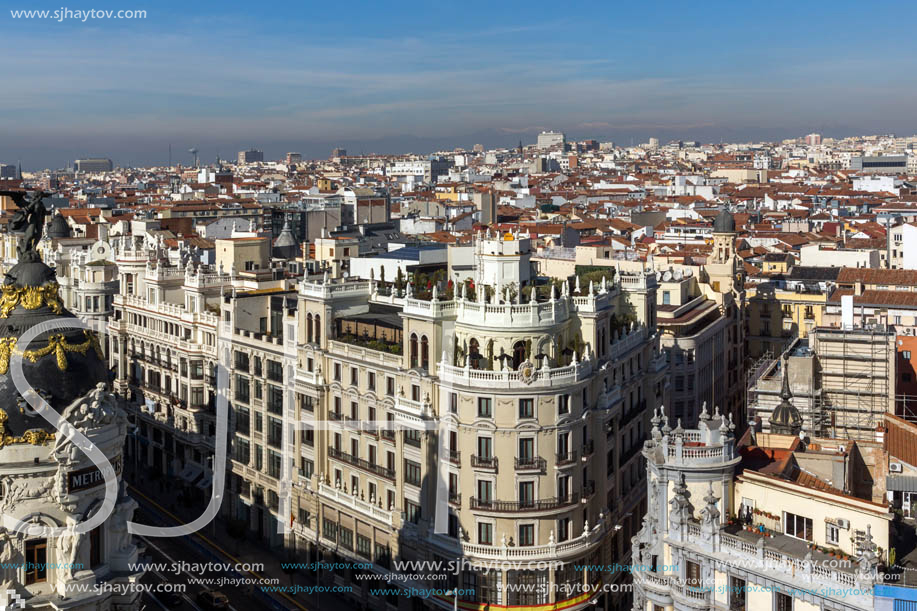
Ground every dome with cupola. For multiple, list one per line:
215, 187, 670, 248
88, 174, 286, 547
0, 250, 108, 439
713, 209, 736, 233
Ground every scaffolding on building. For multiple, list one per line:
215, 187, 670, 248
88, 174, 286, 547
811, 325, 894, 441
746, 344, 831, 439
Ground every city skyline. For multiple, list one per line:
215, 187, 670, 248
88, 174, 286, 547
4, 0, 917, 168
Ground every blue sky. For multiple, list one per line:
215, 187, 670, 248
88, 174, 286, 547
2, 0, 916, 168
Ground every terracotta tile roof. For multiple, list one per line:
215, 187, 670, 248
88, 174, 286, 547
790, 467, 844, 494
837, 268, 917, 287
829, 287, 917, 308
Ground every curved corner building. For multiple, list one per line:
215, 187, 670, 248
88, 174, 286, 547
285, 233, 668, 611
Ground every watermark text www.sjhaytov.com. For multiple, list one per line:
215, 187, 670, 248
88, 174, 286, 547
10, 8, 147, 21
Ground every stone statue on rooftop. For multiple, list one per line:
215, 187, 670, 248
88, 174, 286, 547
1, 190, 48, 258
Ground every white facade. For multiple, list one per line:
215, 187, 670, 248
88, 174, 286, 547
536, 131, 565, 150
800, 243, 880, 268
474, 233, 532, 288
852, 175, 901, 194
901, 223, 917, 270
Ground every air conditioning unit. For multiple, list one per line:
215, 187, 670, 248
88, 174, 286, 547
890, 462, 904, 473
836, 518, 850, 530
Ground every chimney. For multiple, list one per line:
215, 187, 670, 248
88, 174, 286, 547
875, 424, 886, 446
842, 294, 854, 328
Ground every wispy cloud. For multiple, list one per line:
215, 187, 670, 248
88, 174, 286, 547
3, 0, 917, 167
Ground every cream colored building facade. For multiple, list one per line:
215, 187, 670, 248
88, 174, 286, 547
273, 235, 668, 610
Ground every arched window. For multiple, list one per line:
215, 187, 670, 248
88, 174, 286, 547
469, 338, 481, 369
307, 313, 313, 343
314, 315, 321, 344
421, 336, 429, 371
410, 333, 419, 368
512, 341, 526, 370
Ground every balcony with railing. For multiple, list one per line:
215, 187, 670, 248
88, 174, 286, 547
328, 447, 395, 480
315, 481, 394, 526
665, 443, 730, 462
328, 338, 403, 366
402, 296, 458, 319
394, 396, 431, 425
460, 512, 611, 561
556, 450, 577, 466
300, 278, 372, 301
514, 456, 547, 472
446, 449, 461, 465
609, 325, 647, 360
233, 327, 285, 349
439, 358, 593, 390
403, 432, 422, 449
633, 518, 870, 610
454, 292, 574, 329
470, 455, 498, 471
470, 493, 581, 513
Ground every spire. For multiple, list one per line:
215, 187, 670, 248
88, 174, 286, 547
780, 355, 792, 401
699, 401, 710, 422
770, 356, 803, 436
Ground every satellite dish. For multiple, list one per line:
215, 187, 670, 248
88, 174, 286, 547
673, 270, 684, 281
683, 268, 693, 278
655, 271, 662, 281
662, 271, 673, 282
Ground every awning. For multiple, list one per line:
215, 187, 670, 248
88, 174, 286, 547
887, 474, 917, 492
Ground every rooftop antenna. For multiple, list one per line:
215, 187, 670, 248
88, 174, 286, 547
189, 147, 199, 168
168, 143, 172, 169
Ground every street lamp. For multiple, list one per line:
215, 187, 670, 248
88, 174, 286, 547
447, 588, 459, 611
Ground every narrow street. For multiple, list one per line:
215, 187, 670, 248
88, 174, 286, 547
126, 466, 347, 611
